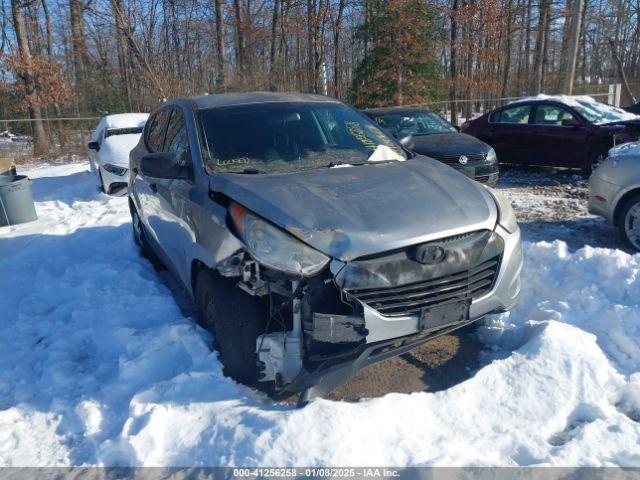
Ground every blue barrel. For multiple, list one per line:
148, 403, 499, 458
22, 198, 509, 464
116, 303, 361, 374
0, 175, 37, 227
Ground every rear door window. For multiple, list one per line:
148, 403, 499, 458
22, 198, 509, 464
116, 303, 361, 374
163, 109, 190, 166
491, 105, 531, 124
146, 109, 170, 152
532, 104, 577, 126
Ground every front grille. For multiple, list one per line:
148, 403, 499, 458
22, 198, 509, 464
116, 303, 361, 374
435, 152, 487, 164
345, 256, 500, 317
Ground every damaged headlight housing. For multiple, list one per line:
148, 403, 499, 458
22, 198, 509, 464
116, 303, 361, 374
485, 186, 518, 233
103, 164, 128, 176
229, 203, 330, 276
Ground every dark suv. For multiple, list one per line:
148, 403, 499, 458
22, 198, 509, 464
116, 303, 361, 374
128, 92, 523, 404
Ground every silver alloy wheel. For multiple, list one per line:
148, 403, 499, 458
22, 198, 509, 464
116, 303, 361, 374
624, 201, 640, 251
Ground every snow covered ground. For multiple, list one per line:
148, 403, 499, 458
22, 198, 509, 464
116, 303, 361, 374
0, 162, 639, 466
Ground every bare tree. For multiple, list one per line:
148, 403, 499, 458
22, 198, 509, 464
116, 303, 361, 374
562, 0, 584, 94
215, 0, 227, 88
10, 0, 49, 155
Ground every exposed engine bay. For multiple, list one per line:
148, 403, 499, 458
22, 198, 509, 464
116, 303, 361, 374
216, 228, 506, 392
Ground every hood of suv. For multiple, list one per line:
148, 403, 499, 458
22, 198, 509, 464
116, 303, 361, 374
412, 132, 490, 159
210, 157, 498, 261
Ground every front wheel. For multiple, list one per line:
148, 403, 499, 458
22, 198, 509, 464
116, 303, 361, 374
98, 169, 106, 193
131, 207, 161, 264
584, 148, 608, 177
619, 194, 640, 252
194, 268, 267, 385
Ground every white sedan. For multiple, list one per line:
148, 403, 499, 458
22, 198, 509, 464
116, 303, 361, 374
88, 113, 149, 195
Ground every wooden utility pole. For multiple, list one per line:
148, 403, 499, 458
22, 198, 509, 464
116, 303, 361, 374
562, 0, 584, 95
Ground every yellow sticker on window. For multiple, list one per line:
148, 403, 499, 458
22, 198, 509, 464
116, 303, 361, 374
217, 157, 250, 166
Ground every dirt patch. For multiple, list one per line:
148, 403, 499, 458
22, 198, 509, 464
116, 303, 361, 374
498, 165, 625, 251
328, 326, 482, 401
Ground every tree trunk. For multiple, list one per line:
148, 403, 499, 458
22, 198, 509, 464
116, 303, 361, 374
608, 36, 637, 104
562, 0, 584, 95
10, 0, 49, 156
69, 0, 87, 87
111, 0, 132, 108
233, 0, 245, 72
449, 0, 458, 126
269, 0, 280, 80
307, 0, 317, 92
215, 0, 227, 88
532, 0, 550, 93
41, 0, 53, 57
500, 0, 513, 98
332, 0, 344, 97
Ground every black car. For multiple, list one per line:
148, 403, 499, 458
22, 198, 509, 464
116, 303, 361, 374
624, 102, 640, 115
363, 107, 499, 185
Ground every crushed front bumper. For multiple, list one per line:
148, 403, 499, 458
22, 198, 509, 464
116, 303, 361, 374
289, 224, 523, 403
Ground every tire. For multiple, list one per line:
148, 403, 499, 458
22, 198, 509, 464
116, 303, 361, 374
583, 148, 608, 177
618, 194, 640, 252
194, 268, 266, 385
98, 169, 106, 193
131, 207, 161, 264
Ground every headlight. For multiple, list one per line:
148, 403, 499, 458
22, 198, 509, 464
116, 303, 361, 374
486, 148, 497, 163
229, 203, 330, 276
103, 164, 128, 176
484, 186, 518, 233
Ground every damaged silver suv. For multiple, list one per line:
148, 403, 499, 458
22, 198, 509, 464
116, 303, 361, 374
128, 92, 523, 404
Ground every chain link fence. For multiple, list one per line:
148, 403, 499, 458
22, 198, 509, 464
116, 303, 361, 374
0, 117, 100, 166
0, 85, 629, 164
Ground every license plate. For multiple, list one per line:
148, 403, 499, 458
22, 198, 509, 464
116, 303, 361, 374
419, 299, 470, 331
458, 167, 475, 179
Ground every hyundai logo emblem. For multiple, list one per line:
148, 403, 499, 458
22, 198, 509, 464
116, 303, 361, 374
459, 155, 469, 165
413, 245, 446, 265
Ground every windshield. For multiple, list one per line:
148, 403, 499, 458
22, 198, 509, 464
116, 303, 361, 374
372, 110, 456, 136
105, 127, 144, 138
198, 102, 406, 173
571, 99, 639, 125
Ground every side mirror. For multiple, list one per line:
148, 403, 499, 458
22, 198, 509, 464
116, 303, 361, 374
394, 132, 415, 151
87, 141, 100, 151
140, 152, 190, 180
561, 118, 580, 127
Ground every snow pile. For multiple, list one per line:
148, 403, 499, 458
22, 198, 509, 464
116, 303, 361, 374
0, 163, 639, 466
89, 113, 149, 143
609, 140, 640, 158
99, 134, 143, 166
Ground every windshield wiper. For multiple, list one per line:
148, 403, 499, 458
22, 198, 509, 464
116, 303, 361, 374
327, 161, 356, 168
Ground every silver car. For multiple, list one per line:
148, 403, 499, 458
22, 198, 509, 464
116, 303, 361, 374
128, 92, 523, 404
589, 142, 640, 251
